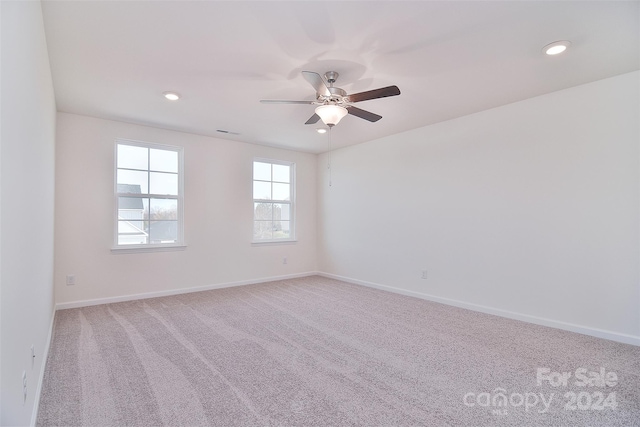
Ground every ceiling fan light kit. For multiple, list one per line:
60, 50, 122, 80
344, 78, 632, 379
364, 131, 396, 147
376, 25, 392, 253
261, 70, 401, 127
315, 105, 348, 127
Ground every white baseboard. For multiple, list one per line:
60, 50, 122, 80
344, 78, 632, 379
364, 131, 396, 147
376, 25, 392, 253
31, 307, 56, 426
318, 272, 640, 347
55, 272, 319, 310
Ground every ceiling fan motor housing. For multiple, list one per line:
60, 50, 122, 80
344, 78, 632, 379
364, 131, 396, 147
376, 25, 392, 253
321, 72, 346, 104
325, 87, 347, 103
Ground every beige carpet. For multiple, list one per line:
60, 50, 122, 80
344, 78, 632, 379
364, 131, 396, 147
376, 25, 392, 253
37, 276, 640, 426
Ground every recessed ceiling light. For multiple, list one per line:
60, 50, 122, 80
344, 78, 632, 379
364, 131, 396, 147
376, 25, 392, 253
543, 40, 571, 56
316, 128, 327, 134
163, 91, 180, 101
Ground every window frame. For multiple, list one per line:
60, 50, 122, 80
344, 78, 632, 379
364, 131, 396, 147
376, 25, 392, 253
252, 157, 296, 244
112, 138, 185, 253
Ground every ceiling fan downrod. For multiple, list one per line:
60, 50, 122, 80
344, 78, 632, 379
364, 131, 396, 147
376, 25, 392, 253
324, 71, 339, 85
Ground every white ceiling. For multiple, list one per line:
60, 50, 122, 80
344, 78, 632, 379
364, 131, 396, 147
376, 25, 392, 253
41, 1, 639, 153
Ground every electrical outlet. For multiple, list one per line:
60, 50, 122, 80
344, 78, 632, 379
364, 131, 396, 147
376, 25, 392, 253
22, 371, 27, 404
421, 270, 428, 279
66, 274, 75, 286
283, 256, 288, 265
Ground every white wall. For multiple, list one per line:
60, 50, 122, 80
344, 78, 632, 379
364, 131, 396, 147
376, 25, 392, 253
54, 113, 317, 305
1, 1, 57, 425
318, 71, 640, 341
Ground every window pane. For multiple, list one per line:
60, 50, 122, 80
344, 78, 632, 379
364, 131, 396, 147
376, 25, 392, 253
272, 183, 290, 201
273, 221, 290, 239
274, 203, 290, 221
150, 172, 178, 195
149, 220, 178, 243
253, 221, 272, 240
272, 164, 290, 183
271, 204, 282, 221
118, 219, 146, 234
150, 149, 178, 173
117, 170, 148, 194
118, 220, 148, 245
118, 197, 148, 222
253, 181, 271, 200
117, 144, 148, 170
253, 162, 271, 181
150, 198, 177, 220
254, 202, 272, 221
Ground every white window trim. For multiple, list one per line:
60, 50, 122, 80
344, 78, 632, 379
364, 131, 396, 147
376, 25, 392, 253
110, 245, 187, 255
252, 157, 296, 244
112, 138, 185, 252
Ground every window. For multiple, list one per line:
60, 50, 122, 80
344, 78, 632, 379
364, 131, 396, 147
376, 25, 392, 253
115, 139, 184, 249
253, 159, 295, 242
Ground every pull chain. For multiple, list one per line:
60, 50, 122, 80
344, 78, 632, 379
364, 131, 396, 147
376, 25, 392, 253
328, 126, 332, 187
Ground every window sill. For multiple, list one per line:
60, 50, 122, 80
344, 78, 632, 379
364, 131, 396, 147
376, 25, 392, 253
251, 239, 297, 246
111, 245, 187, 254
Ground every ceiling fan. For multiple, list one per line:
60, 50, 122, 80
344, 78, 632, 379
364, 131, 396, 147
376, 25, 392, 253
260, 71, 401, 127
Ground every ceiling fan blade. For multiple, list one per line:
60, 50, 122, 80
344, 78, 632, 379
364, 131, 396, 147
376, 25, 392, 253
305, 113, 321, 125
302, 71, 331, 97
347, 85, 401, 103
260, 100, 315, 104
347, 106, 382, 122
